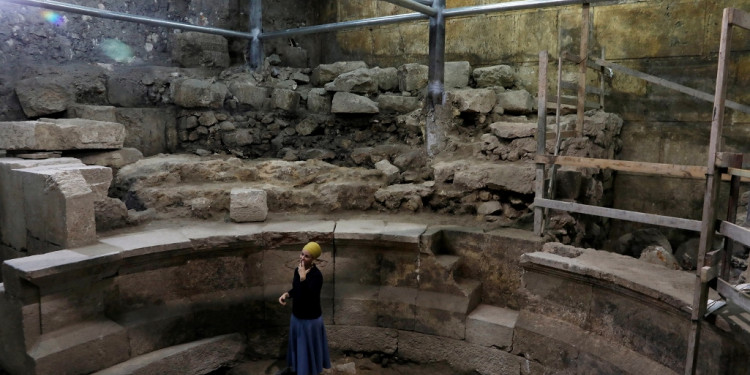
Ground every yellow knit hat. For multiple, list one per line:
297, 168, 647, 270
302, 241, 322, 259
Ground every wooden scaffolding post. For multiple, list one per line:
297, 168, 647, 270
534, 50, 549, 236
684, 7, 734, 375
576, 2, 590, 137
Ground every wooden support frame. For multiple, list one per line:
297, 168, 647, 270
576, 2, 590, 137
535, 50, 549, 235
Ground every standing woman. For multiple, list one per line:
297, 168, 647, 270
277, 241, 331, 375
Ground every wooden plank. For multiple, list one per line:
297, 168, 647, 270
535, 155, 707, 179
534, 50, 549, 236
561, 50, 603, 70
543, 130, 578, 140
534, 198, 702, 232
558, 95, 602, 109
715, 152, 744, 168
576, 3, 590, 138
720, 221, 750, 248
717, 278, 750, 313
560, 81, 604, 95
728, 168, 750, 179
593, 57, 750, 115
729, 7, 750, 30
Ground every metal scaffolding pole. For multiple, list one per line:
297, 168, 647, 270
248, 0, 263, 70
444, 0, 605, 17
0, 0, 257, 39
382, 0, 437, 16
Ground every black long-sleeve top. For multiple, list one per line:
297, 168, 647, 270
287, 265, 323, 320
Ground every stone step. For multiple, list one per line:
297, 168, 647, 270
434, 254, 460, 272
466, 304, 518, 351
92, 333, 244, 375
28, 319, 130, 375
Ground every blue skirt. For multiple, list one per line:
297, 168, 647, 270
287, 315, 331, 375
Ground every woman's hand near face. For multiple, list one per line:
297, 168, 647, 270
298, 260, 309, 281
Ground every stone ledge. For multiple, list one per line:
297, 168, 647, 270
520, 244, 696, 314
92, 333, 244, 375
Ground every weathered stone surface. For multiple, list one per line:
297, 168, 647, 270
0, 119, 125, 151
94, 333, 244, 375
444, 61, 471, 89
172, 32, 230, 68
66, 104, 117, 122
496, 89, 534, 114
374, 67, 399, 92
73, 148, 144, 170
414, 281, 481, 339
15, 76, 73, 117
639, 245, 681, 270
476, 201, 501, 216
453, 162, 535, 194
171, 79, 227, 108
490, 121, 536, 139
307, 88, 331, 113
324, 68, 379, 94
327, 325, 398, 354
374, 159, 400, 184
115, 107, 176, 156
376, 94, 420, 113
18, 166, 97, 253
472, 65, 516, 88
466, 304, 517, 350
374, 183, 433, 211
398, 330, 522, 374
615, 228, 672, 258
447, 89, 497, 113
30, 319, 129, 375
674, 237, 699, 270
230, 188, 268, 223
331, 92, 379, 114
398, 63, 428, 92
95, 198, 129, 231
228, 81, 269, 109
311, 61, 368, 86
271, 89, 300, 112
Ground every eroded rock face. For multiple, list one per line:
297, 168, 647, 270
0, 118, 125, 151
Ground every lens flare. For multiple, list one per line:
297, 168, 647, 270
99, 39, 134, 63
41, 10, 65, 26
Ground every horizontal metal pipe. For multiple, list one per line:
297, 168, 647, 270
444, 0, 604, 18
259, 12, 428, 40
0, 0, 256, 39
414, 0, 434, 5
382, 0, 437, 16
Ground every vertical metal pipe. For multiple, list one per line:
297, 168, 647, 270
427, 0, 446, 107
249, 0, 263, 70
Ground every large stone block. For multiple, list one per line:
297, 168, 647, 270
307, 88, 331, 113
473, 65, 516, 88
15, 76, 73, 117
496, 89, 534, 114
444, 61, 471, 89
447, 89, 497, 113
376, 95, 420, 113
271, 89, 300, 112
171, 79, 227, 108
18, 167, 97, 254
331, 92, 379, 114
326, 325, 398, 354
66, 104, 117, 122
73, 148, 144, 170
466, 304, 517, 350
172, 32, 230, 68
230, 188, 268, 223
0, 119, 125, 151
324, 68, 379, 94
0, 158, 83, 253
228, 81, 269, 109
413, 281, 481, 340
398, 63, 428, 92
30, 319, 130, 375
311, 61, 368, 86
114, 107, 177, 157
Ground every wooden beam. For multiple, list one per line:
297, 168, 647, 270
717, 278, 750, 313
558, 95, 602, 109
593, 57, 750, 115
727, 168, 750, 179
561, 50, 603, 70
729, 7, 750, 30
535, 155, 707, 179
560, 80, 604, 95
720, 221, 750, 248
534, 198, 702, 232
535, 50, 549, 236
576, 3, 590, 138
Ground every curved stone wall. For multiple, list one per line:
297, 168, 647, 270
0, 220, 747, 374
